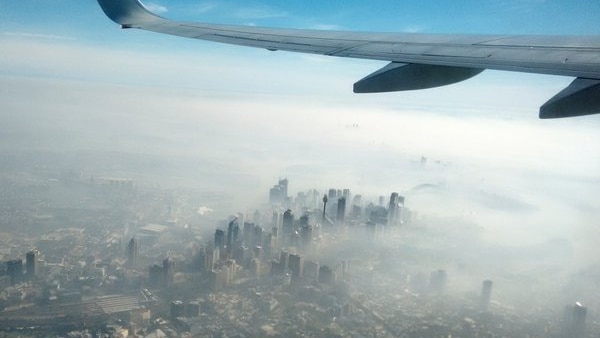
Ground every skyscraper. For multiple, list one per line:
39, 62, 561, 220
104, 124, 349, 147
282, 209, 294, 239
253, 224, 264, 248
301, 224, 313, 249
337, 197, 346, 224
480, 279, 493, 310
278, 178, 288, 200
388, 192, 399, 225
564, 302, 587, 337
126, 238, 139, 269
7, 259, 23, 285
304, 260, 320, 282
269, 178, 289, 205
243, 222, 255, 246
288, 253, 303, 280
227, 218, 238, 249
26, 249, 39, 280
214, 229, 225, 252
163, 257, 174, 287
148, 264, 162, 287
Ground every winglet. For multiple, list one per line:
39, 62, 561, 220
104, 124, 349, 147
97, 0, 163, 27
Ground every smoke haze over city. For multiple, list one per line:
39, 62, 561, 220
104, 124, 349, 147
1, 0, 600, 336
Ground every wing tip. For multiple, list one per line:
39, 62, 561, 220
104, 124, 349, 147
97, 0, 159, 25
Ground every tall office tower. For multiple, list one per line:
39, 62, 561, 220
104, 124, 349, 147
288, 253, 304, 280
26, 249, 39, 279
227, 218, 238, 249
480, 280, 493, 310
388, 192, 399, 225
279, 251, 289, 272
278, 178, 288, 199
352, 194, 362, 206
343, 188, 351, 199
337, 197, 347, 224
214, 229, 225, 252
162, 257, 175, 287
252, 210, 261, 224
148, 264, 163, 287
564, 302, 587, 337
209, 267, 230, 291
429, 269, 447, 294
378, 196, 385, 206
7, 259, 23, 285
352, 204, 362, 218
322, 195, 328, 219
572, 302, 587, 337
192, 247, 206, 271
295, 192, 307, 208
397, 195, 405, 206
210, 246, 220, 268
327, 189, 337, 215
126, 238, 139, 269
263, 232, 273, 258
269, 185, 283, 205
253, 225, 264, 248
243, 222, 255, 246
232, 223, 240, 247
303, 260, 320, 282
282, 209, 294, 239
272, 226, 278, 238
272, 211, 281, 229
352, 194, 362, 218
301, 224, 313, 249
269, 178, 289, 205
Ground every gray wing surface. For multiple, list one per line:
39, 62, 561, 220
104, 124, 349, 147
97, 0, 600, 118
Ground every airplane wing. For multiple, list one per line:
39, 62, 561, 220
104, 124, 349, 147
97, 0, 600, 119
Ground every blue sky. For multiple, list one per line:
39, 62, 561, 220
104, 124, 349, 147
3, 0, 600, 39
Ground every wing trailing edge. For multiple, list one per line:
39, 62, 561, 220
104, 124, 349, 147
97, 0, 600, 118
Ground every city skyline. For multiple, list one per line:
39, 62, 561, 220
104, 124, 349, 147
0, 176, 596, 336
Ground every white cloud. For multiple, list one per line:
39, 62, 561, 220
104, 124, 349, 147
401, 25, 425, 33
2, 31, 76, 41
144, 2, 168, 14
192, 2, 218, 14
1, 36, 599, 186
310, 24, 344, 31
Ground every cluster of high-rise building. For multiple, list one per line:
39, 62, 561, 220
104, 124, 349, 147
0, 177, 596, 337
1, 249, 39, 287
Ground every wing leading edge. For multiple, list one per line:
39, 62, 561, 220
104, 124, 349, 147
97, 0, 600, 118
